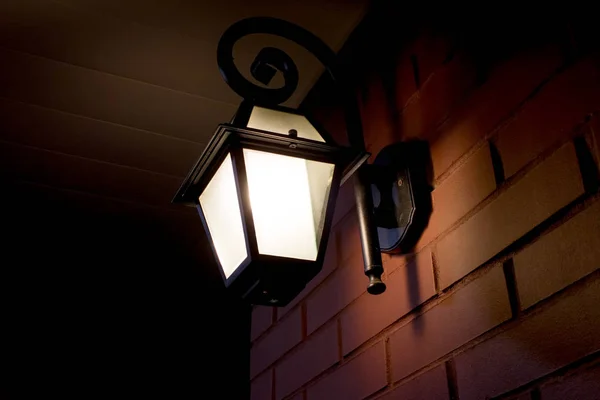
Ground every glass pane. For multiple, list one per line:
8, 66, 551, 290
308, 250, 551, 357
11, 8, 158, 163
247, 107, 325, 142
243, 149, 335, 260
199, 153, 248, 279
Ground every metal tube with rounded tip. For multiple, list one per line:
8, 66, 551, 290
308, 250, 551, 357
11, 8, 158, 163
354, 165, 386, 295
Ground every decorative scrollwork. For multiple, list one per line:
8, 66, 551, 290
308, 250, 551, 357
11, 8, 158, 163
216, 17, 365, 152
217, 17, 336, 106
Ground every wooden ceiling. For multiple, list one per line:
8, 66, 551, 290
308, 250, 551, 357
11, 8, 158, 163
0, 0, 367, 212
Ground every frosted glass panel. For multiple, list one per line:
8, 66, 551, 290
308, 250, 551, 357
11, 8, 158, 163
243, 149, 334, 260
247, 107, 325, 142
199, 154, 248, 279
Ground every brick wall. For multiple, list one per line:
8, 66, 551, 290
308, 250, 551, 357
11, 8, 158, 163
250, 7, 600, 400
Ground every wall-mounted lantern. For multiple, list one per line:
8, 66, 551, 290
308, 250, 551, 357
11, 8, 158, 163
173, 18, 427, 306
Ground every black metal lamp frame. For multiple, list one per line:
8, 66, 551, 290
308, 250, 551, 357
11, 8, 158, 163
174, 17, 423, 304
172, 106, 351, 306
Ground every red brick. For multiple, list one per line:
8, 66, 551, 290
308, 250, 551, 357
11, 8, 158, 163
381, 252, 412, 276
277, 234, 338, 321
362, 35, 429, 118
416, 143, 496, 250
589, 115, 600, 170
251, 308, 302, 378
312, 104, 347, 146
332, 180, 356, 227
307, 255, 365, 334
411, 33, 454, 86
541, 363, 600, 400
392, 51, 420, 110
454, 275, 600, 400
432, 143, 497, 224
514, 199, 600, 309
389, 265, 511, 381
359, 73, 397, 152
341, 250, 436, 354
251, 370, 273, 400
400, 53, 477, 140
431, 45, 564, 178
509, 394, 533, 400
307, 342, 387, 400
334, 209, 361, 265
378, 365, 449, 400
251, 306, 274, 342
495, 57, 600, 178
436, 142, 584, 289
367, 134, 396, 165
275, 322, 339, 399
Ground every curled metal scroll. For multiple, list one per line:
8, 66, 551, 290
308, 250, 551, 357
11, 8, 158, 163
216, 17, 365, 151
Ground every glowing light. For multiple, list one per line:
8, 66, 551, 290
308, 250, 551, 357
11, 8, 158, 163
244, 149, 334, 260
247, 107, 325, 142
199, 154, 247, 278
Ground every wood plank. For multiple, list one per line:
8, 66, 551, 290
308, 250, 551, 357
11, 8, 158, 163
0, 97, 203, 177
0, 0, 239, 104
0, 0, 366, 108
2, 177, 197, 221
0, 47, 237, 143
0, 140, 183, 208
56, 0, 366, 49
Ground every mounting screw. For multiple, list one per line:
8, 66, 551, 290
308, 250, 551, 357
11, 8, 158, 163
397, 178, 404, 186
289, 143, 297, 149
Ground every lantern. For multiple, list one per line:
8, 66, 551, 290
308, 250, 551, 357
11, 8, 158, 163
173, 102, 354, 306
173, 16, 426, 306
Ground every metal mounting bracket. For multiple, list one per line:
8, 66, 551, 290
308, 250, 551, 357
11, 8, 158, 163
369, 142, 428, 253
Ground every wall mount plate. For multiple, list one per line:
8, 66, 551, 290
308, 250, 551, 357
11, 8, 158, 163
369, 141, 431, 253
